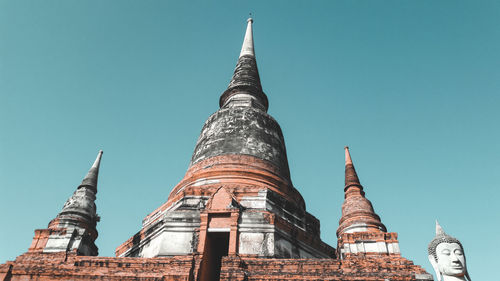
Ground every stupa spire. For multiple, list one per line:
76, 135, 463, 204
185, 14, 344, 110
29, 151, 103, 256
337, 148, 405, 258
337, 147, 386, 236
219, 18, 268, 111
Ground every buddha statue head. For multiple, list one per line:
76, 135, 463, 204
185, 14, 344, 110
428, 221, 471, 281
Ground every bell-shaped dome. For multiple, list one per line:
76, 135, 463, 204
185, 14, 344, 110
189, 18, 291, 182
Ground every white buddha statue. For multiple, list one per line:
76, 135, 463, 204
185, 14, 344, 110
428, 221, 471, 281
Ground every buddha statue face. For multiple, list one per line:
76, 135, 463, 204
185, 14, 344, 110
435, 242, 466, 277
428, 221, 470, 281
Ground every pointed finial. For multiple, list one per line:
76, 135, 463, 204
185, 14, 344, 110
80, 150, 103, 191
344, 146, 362, 188
91, 150, 103, 169
345, 146, 352, 165
240, 17, 255, 57
435, 220, 446, 236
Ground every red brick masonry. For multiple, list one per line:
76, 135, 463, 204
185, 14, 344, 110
0, 252, 429, 281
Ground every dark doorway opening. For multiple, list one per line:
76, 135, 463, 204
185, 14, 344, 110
199, 232, 230, 281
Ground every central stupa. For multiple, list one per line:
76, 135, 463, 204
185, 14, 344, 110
115, 18, 334, 263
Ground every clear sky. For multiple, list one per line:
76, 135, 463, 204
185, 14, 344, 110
1, 1, 499, 280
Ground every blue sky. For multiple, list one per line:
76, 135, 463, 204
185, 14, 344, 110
1, 1, 499, 279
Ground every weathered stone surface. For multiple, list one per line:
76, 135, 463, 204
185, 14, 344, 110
190, 106, 290, 181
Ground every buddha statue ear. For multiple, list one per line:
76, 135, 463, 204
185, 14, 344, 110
428, 255, 442, 281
